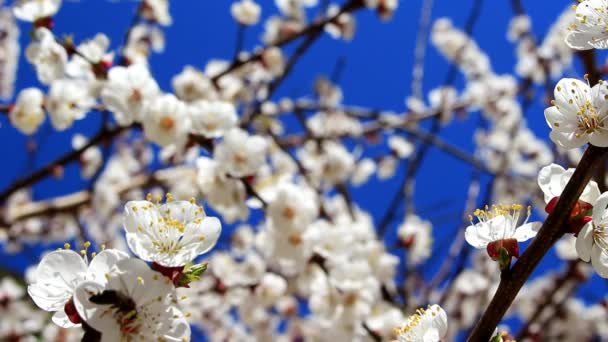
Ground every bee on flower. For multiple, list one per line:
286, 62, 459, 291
72, 258, 190, 341
27, 244, 128, 328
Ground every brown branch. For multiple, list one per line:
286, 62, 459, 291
3, 128, 269, 225
119, 2, 145, 63
0, 125, 128, 203
578, 50, 601, 86
278, 107, 491, 175
362, 322, 382, 342
210, 0, 365, 86
240, 27, 324, 126
376, 0, 485, 233
510, 0, 525, 15
2, 173, 158, 226
467, 144, 608, 341
0, 103, 11, 114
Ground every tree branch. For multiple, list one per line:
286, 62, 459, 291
0, 125, 127, 203
467, 144, 608, 341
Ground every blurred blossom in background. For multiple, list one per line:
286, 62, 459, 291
1, 0, 608, 341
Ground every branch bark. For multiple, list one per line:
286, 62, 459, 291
467, 144, 608, 341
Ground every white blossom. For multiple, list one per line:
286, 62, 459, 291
351, 158, 376, 186
538, 163, 601, 204
325, 5, 356, 40
0, 9, 20, 100
189, 100, 238, 138
13, 0, 61, 22
267, 182, 318, 234
73, 258, 190, 341
9, 87, 45, 134
72, 134, 102, 178
142, 93, 191, 147
508, 15, 531, 42
231, 0, 261, 25
299, 140, 355, 186
66, 33, 112, 88
275, 0, 317, 19
566, 0, 608, 50
196, 156, 249, 223
123, 198, 221, 267
576, 192, 608, 277
465, 204, 540, 249
377, 155, 397, 179
214, 128, 267, 177
25, 28, 67, 85
394, 304, 448, 342
101, 64, 160, 126
172, 65, 215, 102
46, 79, 95, 130
27, 248, 128, 328
389, 136, 414, 158
141, 0, 172, 26
364, 0, 399, 20
397, 215, 433, 266
123, 24, 165, 65
545, 78, 608, 149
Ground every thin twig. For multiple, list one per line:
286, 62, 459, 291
0, 125, 128, 203
210, 0, 365, 86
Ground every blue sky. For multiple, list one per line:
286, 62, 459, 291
2, 0, 603, 339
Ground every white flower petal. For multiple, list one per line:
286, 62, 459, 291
576, 223, 594, 262
28, 249, 87, 311
464, 224, 491, 248
549, 130, 588, 150
73, 281, 117, 334
592, 192, 608, 224
87, 249, 129, 283
544, 106, 576, 133
123, 200, 161, 234
512, 222, 541, 242
107, 258, 173, 306
553, 78, 590, 115
591, 245, 608, 278
588, 131, 608, 147
565, 31, 594, 50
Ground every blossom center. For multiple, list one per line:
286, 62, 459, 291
160, 116, 175, 130
592, 223, 608, 252
129, 89, 142, 103
233, 153, 247, 164
282, 206, 295, 220
162, 215, 186, 232
394, 305, 441, 339
468, 203, 531, 241
288, 234, 302, 245
152, 239, 182, 255
575, 101, 605, 137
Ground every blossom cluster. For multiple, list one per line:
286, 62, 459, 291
26, 196, 221, 340
4, 0, 608, 341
